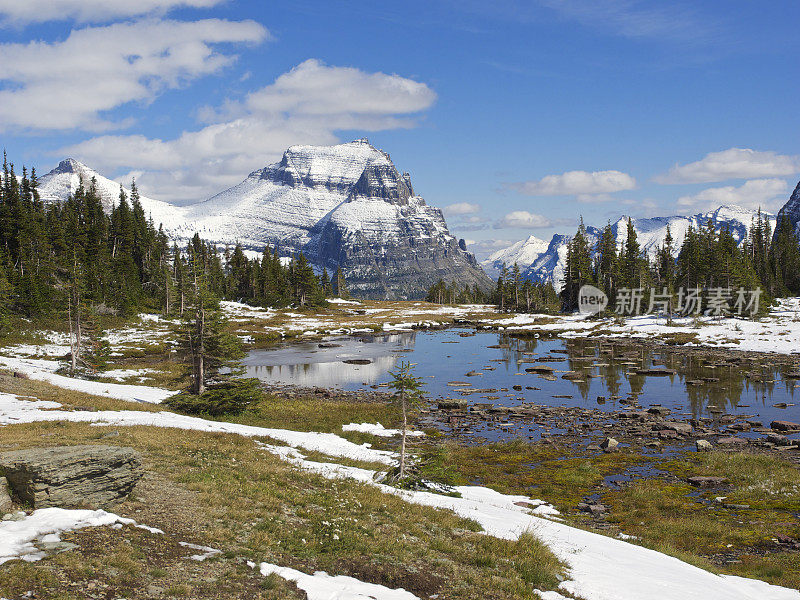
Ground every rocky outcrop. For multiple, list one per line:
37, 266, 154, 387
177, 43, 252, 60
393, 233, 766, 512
0, 445, 143, 509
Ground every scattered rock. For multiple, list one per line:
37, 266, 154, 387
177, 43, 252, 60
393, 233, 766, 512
660, 421, 693, 435
716, 437, 747, 446
771, 420, 800, 432
766, 433, 792, 446
600, 437, 619, 453
578, 502, 608, 515
525, 365, 555, 374
647, 407, 671, 417
0, 445, 143, 509
687, 476, 728, 488
437, 400, 467, 410
12, 371, 29, 379
696, 439, 713, 452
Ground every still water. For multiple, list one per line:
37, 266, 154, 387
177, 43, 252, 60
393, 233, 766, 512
243, 328, 800, 427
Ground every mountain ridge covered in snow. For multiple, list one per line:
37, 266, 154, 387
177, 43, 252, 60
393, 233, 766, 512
482, 205, 778, 288
37, 141, 492, 300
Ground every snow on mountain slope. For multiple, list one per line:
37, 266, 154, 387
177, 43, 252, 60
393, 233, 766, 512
181, 139, 491, 299
483, 235, 550, 278
38, 159, 187, 230
40, 142, 492, 300
482, 206, 776, 290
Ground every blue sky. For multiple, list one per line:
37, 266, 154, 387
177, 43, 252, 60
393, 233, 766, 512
0, 0, 798, 257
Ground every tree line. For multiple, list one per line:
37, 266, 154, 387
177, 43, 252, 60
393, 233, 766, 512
0, 154, 346, 322
559, 212, 800, 315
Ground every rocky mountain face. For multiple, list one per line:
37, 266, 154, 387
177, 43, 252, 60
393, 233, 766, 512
483, 205, 776, 289
776, 179, 800, 238
39, 141, 492, 300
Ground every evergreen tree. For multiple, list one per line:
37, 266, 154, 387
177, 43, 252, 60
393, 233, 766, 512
178, 235, 243, 394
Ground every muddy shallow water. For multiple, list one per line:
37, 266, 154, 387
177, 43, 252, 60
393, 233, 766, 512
243, 328, 800, 433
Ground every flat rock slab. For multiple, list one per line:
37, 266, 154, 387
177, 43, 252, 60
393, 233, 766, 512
771, 420, 800, 432
687, 476, 729, 487
0, 445, 143, 509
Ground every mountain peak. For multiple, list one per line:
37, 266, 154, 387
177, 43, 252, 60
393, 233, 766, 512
53, 158, 87, 174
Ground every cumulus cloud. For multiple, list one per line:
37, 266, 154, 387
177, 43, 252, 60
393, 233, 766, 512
677, 178, 789, 212
443, 202, 480, 215
0, 19, 268, 132
60, 59, 437, 202
495, 211, 552, 229
509, 170, 636, 196
0, 1, 223, 25
655, 148, 800, 184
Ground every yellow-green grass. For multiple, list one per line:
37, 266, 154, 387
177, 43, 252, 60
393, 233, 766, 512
421, 439, 646, 511
0, 418, 566, 600
601, 452, 800, 588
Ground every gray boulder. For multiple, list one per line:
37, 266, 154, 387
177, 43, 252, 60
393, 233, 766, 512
0, 445, 143, 509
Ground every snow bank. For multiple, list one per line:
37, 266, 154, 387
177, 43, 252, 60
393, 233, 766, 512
0, 356, 174, 404
0, 508, 158, 565
342, 422, 425, 438
256, 562, 419, 599
0, 393, 395, 465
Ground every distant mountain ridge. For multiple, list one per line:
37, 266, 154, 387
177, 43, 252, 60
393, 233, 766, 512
37, 141, 492, 300
776, 180, 800, 239
482, 205, 778, 288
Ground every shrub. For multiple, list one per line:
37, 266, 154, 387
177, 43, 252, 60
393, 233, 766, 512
164, 378, 264, 416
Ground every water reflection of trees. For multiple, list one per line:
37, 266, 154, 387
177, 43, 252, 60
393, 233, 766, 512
550, 339, 793, 419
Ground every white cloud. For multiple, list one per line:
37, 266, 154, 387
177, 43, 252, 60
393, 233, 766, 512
495, 211, 552, 229
60, 60, 437, 202
0, 19, 268, 132
0, 1, 223, 24
677, 178, 789, 212
655, 148, 800, 184
443, 202, 480, 215
510, 170, 636, 196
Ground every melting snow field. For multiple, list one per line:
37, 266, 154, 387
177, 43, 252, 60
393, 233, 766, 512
1, 390, 799, 599
489, 298, 800, 355
341, 422, 425, 437
0, 507, 163, 565
254, 562, 421, 600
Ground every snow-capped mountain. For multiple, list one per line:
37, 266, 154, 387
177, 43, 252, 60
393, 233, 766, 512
38, 141, 492, 300
483, 235, 550, 279
37, 159, 186, 230
776, 179, 800, 239
481, 205, 776, 289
